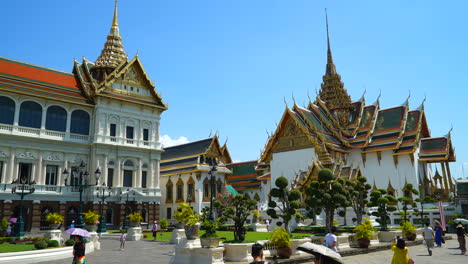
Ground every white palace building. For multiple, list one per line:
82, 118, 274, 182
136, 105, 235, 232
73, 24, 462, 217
0, 3, 167, 232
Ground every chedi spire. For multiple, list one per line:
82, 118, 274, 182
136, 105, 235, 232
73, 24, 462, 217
318, 9, 353, 127
92, 0, 128, 81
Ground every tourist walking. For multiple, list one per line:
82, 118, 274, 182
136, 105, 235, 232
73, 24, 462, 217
249, 243, 271, 264
391, 237, 410, 264
423, 223, 434, 256
152, 221, 158, 241
433, 220, 443, 247
72, 235, 86, 264
120, 231, 126, 250
456, 223, 466, 255
324, 226, 338, 252
6, 224, 11, 237
265, 219, 269, 231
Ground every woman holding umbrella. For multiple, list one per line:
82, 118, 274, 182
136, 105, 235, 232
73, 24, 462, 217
64, 227, 90, 264
72, 235, 86, 264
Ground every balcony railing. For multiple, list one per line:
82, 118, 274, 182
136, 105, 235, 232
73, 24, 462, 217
0, 124, 90, 143
97, 135, 161, 149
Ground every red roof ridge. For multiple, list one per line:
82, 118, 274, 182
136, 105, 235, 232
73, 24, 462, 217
0, 56, 74, 77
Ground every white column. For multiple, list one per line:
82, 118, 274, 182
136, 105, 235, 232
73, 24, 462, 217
1, 160, 6, 184
155, 159, 160, 189
37, 153, 43, 185
115, 158, 121, 187
40, 108, 46, 130
65, 110, 71, 134
137, 159, 142, 188
13, 105, 20, 126
103, 155, 108, 186
62, 159, 68, 185
57, 166, 63, 186
31, 163, 36, 183
7, 151, 15, 183
149, 160, 154, 189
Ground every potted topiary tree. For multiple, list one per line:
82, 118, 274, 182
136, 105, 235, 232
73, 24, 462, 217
269, 227, 292, 259
174, 203, 201, 240
128, 212, 143, 227
200, 219, 220, 248
353, 217, 374, 248
159, 219, 169, 231
45, 212, 64, 230
398, 221, 417, 241
83, 211, 100, 232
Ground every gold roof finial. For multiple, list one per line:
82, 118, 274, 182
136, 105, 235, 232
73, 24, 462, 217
325, 8, 334, 69
92, 0, 128, 80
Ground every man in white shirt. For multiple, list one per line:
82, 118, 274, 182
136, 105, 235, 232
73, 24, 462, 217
324, 226, 338, 252
423, 222, 435, 256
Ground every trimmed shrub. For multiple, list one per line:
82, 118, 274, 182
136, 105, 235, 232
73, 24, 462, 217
47, 240, 59, 247
34, 240, 48, 249
65, 239, 75, 246
5, 237, 14, 242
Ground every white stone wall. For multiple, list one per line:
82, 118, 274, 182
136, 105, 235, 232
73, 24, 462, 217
270, 148, 317, 187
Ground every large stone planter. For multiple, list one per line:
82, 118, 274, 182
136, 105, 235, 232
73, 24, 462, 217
378, 230, 402, 242
184, 223, 200, 240
290, 238, 310, 255
86, 225, 98, 232
200, 237, 221, 248
251, 223, 268, 232
127, 227, 143, 241
223, 243, 254, 262
170, 228, 186, 244
43, 229, 62, 244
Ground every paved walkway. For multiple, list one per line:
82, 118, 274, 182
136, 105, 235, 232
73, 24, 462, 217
342, 239, 467, 264
36, 237, 174, 264
36, 237, 468, 264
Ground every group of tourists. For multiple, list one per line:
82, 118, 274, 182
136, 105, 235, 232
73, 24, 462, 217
247, 221, 468, 264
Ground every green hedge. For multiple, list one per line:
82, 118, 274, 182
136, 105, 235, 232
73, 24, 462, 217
34, 240, 48, 250
47, 240, 59, 247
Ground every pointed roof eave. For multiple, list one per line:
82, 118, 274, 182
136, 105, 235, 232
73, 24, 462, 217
371, 90, 381, 106
416, 96, 426, 112
260, 107, 317, 162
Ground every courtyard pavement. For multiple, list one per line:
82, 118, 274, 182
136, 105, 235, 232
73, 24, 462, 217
36, 236, 467, 264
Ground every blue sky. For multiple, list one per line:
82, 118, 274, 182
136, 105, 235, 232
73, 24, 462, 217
2, 0, 467, 178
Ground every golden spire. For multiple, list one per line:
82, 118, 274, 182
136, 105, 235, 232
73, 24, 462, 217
92, 0, 128, 81
325, 9, 336, 75
318, 9, 352, 127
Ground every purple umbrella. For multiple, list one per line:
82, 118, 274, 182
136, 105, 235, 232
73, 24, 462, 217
8, 218, 17, 223
64, 228, 91, 238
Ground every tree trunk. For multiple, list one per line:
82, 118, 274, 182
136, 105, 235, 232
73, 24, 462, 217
312, 208, 317, 225
325, 208, 334, 233
342, 207, 347, 226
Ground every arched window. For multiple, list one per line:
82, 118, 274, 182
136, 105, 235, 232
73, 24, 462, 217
187, 177, 195, 203
70, 110, 90, 135
40, 207, 55, 230
216, 179, 223, 194
166, 180, 173, 203
0, 96, 15, 125
19, 101, 42, 128
203, 178, 210, 202
141, 209, 147, 222
176, 178, 184, 203
45, 105, 67, 132
106, 208, 113, 224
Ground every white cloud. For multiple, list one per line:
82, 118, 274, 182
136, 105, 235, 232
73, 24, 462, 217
160, 135, 189, 148
232, 159, 243, 163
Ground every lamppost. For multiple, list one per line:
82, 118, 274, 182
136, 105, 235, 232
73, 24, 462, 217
62, 161, 101, 228
207, 158, 217, 221
122, 189, 135, 230
96, 183, 112, 233
11, 178, 35, 237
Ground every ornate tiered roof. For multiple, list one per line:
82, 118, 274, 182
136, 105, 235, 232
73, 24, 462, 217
226, 161, 261, 191
160, 136, 232, 177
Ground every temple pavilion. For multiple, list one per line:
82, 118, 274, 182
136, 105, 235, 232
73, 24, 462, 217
257, 16, 456, 201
